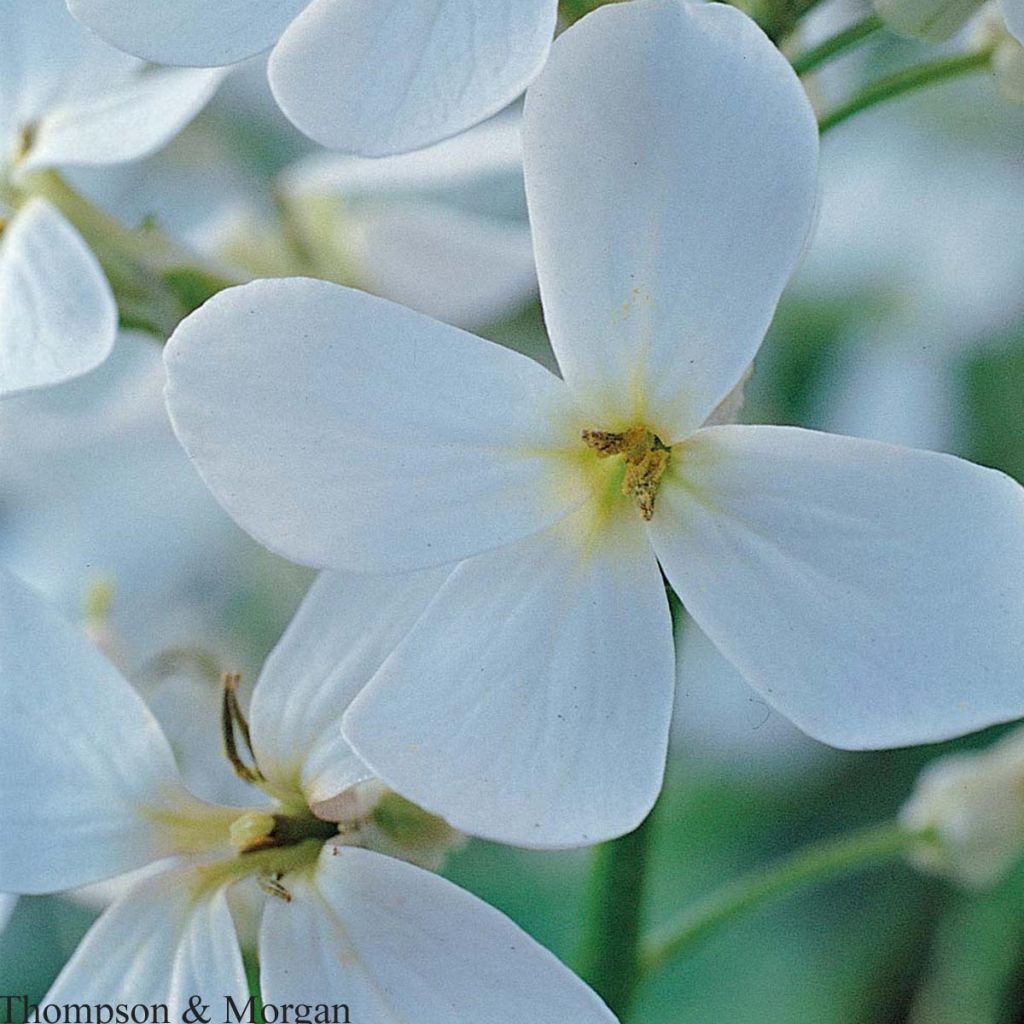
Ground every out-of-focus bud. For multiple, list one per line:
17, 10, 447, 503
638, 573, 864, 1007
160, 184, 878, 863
874, 0, 986, 40
900, 726, 1024, 888
993, 31, 1024, 101
971, 6, 1024, 102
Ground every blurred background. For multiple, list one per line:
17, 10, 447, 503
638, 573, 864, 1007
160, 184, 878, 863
3, 1, 1024, 1020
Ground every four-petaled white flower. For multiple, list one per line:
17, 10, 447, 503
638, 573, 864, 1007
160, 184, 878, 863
66, 0, 559, 157
0, 0, 222, 400
164, 0, 1024, 849
0, 564, 616, 1023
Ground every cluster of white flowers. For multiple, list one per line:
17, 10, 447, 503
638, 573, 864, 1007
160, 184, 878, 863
0, 0, 220, 399
4, 0, 1024, 1018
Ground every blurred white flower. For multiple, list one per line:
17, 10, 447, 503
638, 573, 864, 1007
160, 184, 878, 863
974, 7, 1024, 101
901, 726, 1024, 887
794, 107, 1024, 449
0, 333, 272, 669
873, 0, 987, 41
0, 0, 222, 399
0, 566, 616, 1022
871, 0, 1024, 43
67, 0, 558, 156
165, 1, 1024, 849
276, 114, 536, 330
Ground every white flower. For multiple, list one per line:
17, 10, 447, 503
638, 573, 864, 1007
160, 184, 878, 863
974, 7, 1024, 102
901, 726, 1024, 888
873, 0, 987, 41
872, 0, 1024, 43
164, 0, 1024, 848
0, 564, 616, 1022
0, 0, 221, 399
0, 334, 270, 668
66, 0, 558, 157
276, 114, 537, 331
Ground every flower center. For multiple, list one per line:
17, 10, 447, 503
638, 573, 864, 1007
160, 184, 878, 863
581, 425, 672, 520
229, 809, 340, 855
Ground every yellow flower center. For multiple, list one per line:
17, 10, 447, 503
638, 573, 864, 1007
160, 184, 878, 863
581, 425, 672, 521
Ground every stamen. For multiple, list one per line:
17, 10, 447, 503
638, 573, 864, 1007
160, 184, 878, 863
14, 122, 36, 164
258, 871, 293, 903
582, 426, 672, 520
221, 672, 265, 784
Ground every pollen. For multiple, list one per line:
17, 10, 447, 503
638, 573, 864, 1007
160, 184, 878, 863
581, 425, 671, 520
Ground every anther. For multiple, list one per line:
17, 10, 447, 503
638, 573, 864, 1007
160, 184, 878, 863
14, 122, 37, 163
581, 426, 671, 520
258, 871, 293, 903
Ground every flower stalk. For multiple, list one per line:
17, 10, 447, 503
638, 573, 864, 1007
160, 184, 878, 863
791, 14, 885, 76
641, 821, 923, 973
818, 48, 995, 133
576, 808, 658, 1019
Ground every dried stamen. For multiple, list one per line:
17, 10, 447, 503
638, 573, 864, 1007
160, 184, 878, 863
221, 671, 264, 784
582, 425, 672, 520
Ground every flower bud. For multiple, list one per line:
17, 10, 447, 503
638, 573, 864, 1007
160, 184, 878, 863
900, 727, 1024, 887
993, 33, 1024, 102
874, 0, 986, 41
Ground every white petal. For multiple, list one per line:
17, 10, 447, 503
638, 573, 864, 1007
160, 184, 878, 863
268, 0, 557, 155
344, 505, 675, 847
523, 0, 819, 440
0, 200, 116, 399
345, 202, 537, 331
280, 112, 525, 198
1004, 0, 1024, 44
66, 0, 308, 67
650, 425, 1024, 749
0, 0, 137, 143
250, 567, 450, 806
261, 846, 616, 1022
164, 277, 585, 573
22, 67, 225, 170
44, 870, 247, 1014
0, 566, 231, 893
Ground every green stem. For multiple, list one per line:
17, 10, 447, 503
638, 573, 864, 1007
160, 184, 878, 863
641, 822, 921, 973
818, 49, 994, 134
792, 14, 884, 76
15, 170, 241, 337
577, 809, 658, 1018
